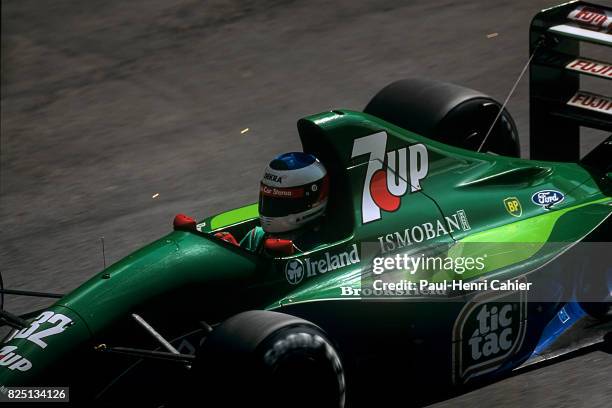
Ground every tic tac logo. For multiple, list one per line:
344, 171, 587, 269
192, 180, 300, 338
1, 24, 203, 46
531, 190, 565, 209
452, 283, 527, 385
503, 197, 522, 217
285, 259, 305, 285
468, 304, 514, 361
351, 132, 429, 223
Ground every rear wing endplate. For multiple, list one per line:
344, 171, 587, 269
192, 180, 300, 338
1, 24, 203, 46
530, 1, 611, 161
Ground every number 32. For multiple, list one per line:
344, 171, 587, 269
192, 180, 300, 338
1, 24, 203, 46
8, 311, 72, 349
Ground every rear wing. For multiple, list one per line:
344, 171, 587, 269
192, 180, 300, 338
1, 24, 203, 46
529, 1, 611, 161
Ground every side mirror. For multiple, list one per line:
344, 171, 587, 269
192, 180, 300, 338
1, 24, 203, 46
173, 214, 197, 231
264, 238, 295, 256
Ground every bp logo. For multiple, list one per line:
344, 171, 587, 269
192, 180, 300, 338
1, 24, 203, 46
452, 279, 527, 385
285, 259, 305, 285
351, 132, 429, 224
503, 197, 522, 217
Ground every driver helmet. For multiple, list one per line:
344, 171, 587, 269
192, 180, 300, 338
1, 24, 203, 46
259, 152, 329, 233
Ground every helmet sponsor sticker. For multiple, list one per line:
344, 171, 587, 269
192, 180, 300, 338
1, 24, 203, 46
567, 91, 612, 115
351, 132, 429, 224
260, 184, 305, 198
503, 197, 522, 217
285, 244, 360, 284
531, 190, 565, 209
264, 172, 284, 184
566, 58, 612, 79
452, 279, 527, 385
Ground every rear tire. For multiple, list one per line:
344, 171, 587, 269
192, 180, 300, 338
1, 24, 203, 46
191, 310, 345, 408
364, 78, 520, 157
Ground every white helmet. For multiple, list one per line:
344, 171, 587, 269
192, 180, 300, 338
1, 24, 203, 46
259, 152, 329, 233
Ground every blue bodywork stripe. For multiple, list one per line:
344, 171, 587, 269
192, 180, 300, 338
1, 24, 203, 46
531, 301, 585, 356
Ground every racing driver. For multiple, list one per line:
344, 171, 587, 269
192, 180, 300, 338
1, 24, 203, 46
216, 152, 329, 254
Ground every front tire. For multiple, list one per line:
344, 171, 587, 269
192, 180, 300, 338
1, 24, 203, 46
191, 310, 345, 408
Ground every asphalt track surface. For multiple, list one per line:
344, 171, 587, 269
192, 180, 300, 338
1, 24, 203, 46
1, 0, 611, 406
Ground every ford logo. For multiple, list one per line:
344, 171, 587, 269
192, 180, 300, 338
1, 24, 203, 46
531, 190, 565, 208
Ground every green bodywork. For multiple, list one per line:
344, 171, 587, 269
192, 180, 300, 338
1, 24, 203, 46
1, 109, 610, 389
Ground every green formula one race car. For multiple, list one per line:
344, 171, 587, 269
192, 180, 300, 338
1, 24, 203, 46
1, 1, 611, 407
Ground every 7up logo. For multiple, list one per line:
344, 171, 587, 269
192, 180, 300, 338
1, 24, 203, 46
351, 132, 429, 224
452, 281, 527, 385
285, 259, 304, 285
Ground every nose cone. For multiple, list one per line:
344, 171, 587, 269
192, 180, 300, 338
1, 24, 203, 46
59, 230, 258, 334
0, 231, 258, 389
0, 306, 90, 386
